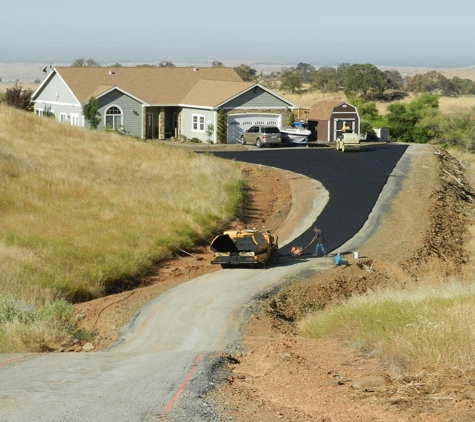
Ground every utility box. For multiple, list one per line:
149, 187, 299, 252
374, 128, 389, 142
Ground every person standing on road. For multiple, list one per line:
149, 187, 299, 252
312, 227, 327, 257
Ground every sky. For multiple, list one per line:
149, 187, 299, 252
1, 0, 475, 71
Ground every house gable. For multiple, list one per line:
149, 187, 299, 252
95, 88, 144, 135
222, 85, 295, 110
33, 71, 79, 107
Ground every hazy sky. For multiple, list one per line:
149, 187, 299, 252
2, 0, 474, 69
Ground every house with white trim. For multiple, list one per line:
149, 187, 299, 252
32, 67, 298, 144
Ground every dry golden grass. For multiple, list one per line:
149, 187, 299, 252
278, 89, 475, 116
0, 105, 243, 304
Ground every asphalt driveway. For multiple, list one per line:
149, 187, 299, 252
211, 143, 408, 255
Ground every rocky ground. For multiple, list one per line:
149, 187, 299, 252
75, 143, 475, 421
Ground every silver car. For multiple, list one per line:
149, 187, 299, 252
239, 125, 282, 148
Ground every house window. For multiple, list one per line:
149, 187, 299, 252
60, 113, 68, 123
192, 114, 205, 132
105, 106, 122, 129
71, 113, 80, 126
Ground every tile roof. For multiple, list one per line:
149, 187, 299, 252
55, 66, 244, 105
307, 100, 345, 120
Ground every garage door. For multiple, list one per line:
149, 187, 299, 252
227, 113, 281, 144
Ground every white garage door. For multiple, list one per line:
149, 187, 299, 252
227, 113, 281, 144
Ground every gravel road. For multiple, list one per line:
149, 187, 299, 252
0, 144, 408, 422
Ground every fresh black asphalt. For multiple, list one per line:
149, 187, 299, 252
210, 143, 408, 257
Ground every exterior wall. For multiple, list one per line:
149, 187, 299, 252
225, 86, 289, 109
96, 90, 143, 136
33, 73, 84, 125
180, 108, 216, 143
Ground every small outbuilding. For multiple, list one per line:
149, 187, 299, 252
306, 100, 360, 142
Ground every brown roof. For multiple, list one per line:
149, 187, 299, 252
180, 80, 254, 107
307, 100, 345, 120
54, 67, 244, 105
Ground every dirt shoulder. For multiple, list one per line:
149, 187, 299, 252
210, 145, 475, 422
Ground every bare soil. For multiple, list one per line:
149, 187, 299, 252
75, 143, 475, 421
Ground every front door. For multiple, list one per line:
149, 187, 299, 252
146, 113, 153, 138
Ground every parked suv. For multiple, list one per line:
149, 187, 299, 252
239, 125, 282, 148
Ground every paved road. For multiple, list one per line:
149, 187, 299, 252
0, 143, 408, 422
212, 143, 407, 255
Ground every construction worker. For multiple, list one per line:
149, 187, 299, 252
312, 227, 327, 257
341, 123, 351, 133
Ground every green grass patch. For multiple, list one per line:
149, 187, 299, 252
301, 283, 475, 372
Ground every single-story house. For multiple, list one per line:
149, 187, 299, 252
31, 67, 298, 144
306, 101, 360, 142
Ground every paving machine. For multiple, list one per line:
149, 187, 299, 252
210, 228, 279, 268
335, 132, 361, 152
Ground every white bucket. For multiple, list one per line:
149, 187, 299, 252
353, 251, 360, 259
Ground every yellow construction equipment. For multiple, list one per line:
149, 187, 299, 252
210, 228, 279, 268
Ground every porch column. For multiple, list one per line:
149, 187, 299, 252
177, 111, 182, 138
142, 108, 147, 140
158, 107, 165, 140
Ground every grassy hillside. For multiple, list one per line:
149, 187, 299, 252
0, 105, 243, 305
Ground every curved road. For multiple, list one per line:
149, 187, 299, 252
0, 143, 409, 421
213, 143, 407, 255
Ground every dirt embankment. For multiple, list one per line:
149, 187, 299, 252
212, 146, 475, 422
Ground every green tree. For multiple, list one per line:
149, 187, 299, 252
449, 76, 475, 96
71, 58, 100, 67
436, 106, 475, 150
344, 63, 388, 98
280, 69, 302, 93
384, 93, 440, 143
384, 70, 404, 90
288, 111, 295, 127
233, 64, 257, 81
82, 96, 101, 129
312, 66, 338, 93
216, 109, 227, 143
336, 62, 351, 88
294, 62, 316, 83
158, 61, 175, 68
408, 71, 450, 95
211, 61, 224, 67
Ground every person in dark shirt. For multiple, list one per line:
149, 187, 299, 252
312, 227, 327, 257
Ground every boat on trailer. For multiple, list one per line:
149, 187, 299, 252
279, 122, 311, 144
